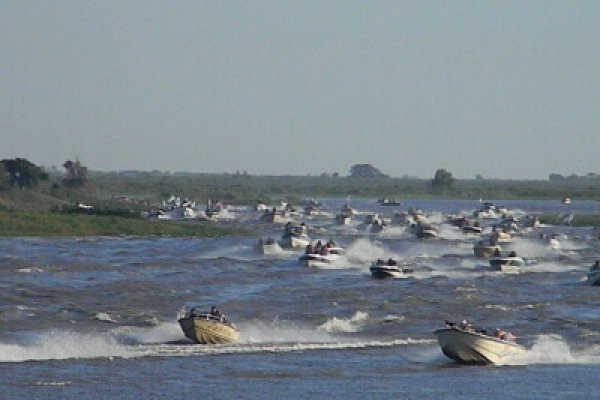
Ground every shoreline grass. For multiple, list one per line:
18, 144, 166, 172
0, 210, 252, 237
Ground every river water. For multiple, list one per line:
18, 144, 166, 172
1, 199, 599, 399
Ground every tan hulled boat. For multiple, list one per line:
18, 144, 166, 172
178, 313, 240, 344
434, 326, 525, 364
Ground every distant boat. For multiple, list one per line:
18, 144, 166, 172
378, 198, 401, 206
562, 197, 571, 204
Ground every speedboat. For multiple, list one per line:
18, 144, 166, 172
491, 230, 512, 243
473, 240, 502, 258
369, 260, 413, 279
256, 237, 283, 255
489, 256, 525, 271
178, 310, 240, 344
299, 250, 342, 268
414, 223, 438, 239
336, 213, 352, 225
378, 198, 401, 206
280, 224, 311, 248
260, 209, 286, 224
587, 262, 600, 285
434, 324, 525, 364
299, 244, 344, 267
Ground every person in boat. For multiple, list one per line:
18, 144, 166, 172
509, 250, 517, 257
315, 240, 322, 251
376, 258, 385, 265
305, 243, 314, 254
210, 305, 222, 317
493, 248, 501, 257
386, 258, 397, 266
592, 260, 600, 271
320, 243, 330, 256
459, 319, 473, 331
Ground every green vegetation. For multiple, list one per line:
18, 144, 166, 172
0, 209, 250, 237
539, 214, 600, 228
1, 157, 599, 237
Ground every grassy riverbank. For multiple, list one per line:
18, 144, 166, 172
0, 209, 251, 237
539, 214, 600, 228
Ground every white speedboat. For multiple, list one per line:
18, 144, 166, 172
336, 213, 352, 225
489, 256, 525, 271
415, 223, 438, 239
369, 260, 413, 278
434, 325, 525, 364
178, 311, 240, 345
587, 261, 600, 285
299, 245, 343, 267
256, 238, 283, 255
279, 223, 311, 248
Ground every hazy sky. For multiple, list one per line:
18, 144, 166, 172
1, 1, 599, 179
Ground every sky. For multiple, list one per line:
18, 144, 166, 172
1, 1, 599, 179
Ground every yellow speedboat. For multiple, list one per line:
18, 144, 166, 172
178, 310, 240, 345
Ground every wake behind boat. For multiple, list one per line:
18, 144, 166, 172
178, 307, 240, 345
434, 321, 525, 364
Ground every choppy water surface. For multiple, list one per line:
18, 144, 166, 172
1, 199, 600, 399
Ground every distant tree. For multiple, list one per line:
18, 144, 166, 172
430, 168, 455, 193
332, 172, 340, 178
0, 158, 48, 188
62, 159, 88, 188
475, 174, 484, 180
549, 173, 565, 181
0, 162, 6, 188
349, 164, 388, 179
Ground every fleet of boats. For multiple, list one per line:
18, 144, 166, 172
170, 196, 591, 365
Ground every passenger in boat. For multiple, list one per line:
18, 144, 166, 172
320, 243, 330, 256
459, 319, 473, 331
387, 258, 397, 266
315, 240, 322, 251
305, 243, 314, 254
210, 306, 222, 317
509, 250, 517, 257
493, 248, 501, 257
377, 258, 385, 265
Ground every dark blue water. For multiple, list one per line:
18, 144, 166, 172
1, 199, 599, 399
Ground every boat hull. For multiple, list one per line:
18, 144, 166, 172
473, 244, 501, 258
588, 269, 600, 285
178, 316, 240, 344
369, 264, 412, 279
434, 328, 525, 364
489, 256, 525, 271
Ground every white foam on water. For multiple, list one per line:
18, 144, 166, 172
0, 330, 135, 362
500, 335, 600, 365
317, 311, 370, 333
343, 238, 388, 264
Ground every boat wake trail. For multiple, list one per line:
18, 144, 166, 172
499, 334, 600, 365
0, 319, 434, 363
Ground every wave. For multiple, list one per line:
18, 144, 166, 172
500, 334, 600, 365
0, 319, 433, 363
